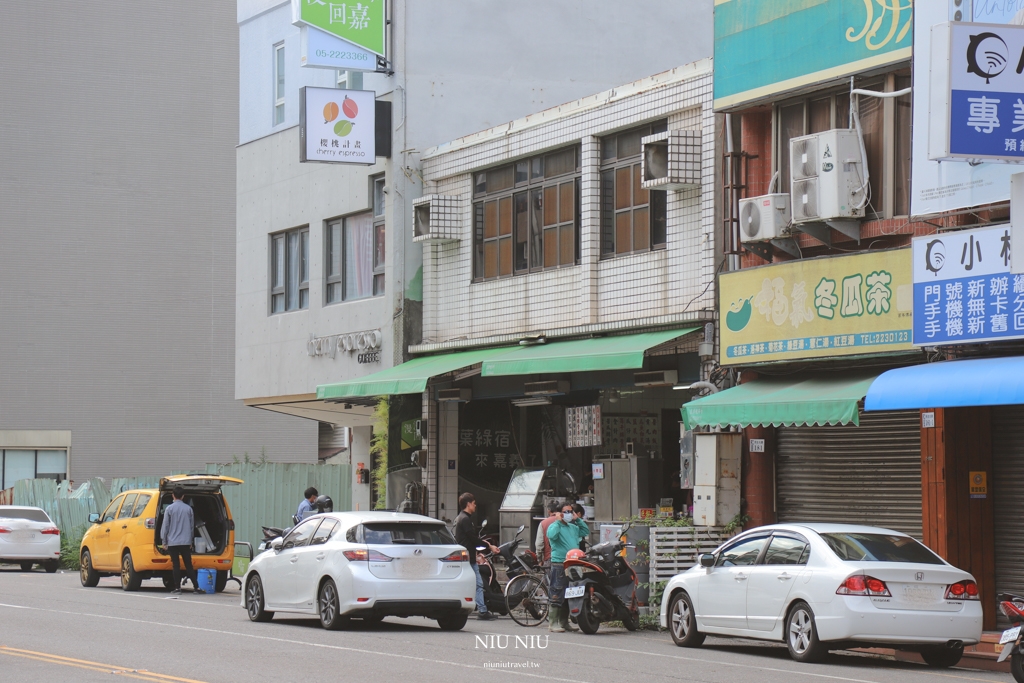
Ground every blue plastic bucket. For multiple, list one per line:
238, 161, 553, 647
197, 568, 216, 594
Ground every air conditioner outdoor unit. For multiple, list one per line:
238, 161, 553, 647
436, 388, 472, 402
634, 370, 678, 387
738, 194, 790, 243
789, 130, 865, 224
523, 380, 570, 396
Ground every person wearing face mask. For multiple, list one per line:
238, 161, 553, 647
546, 503, 590, 633
571, 503, 589, 551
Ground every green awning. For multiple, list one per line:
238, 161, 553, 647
680, 371, 880, 431
481, 328, 699, 377
316, 347, 513, 399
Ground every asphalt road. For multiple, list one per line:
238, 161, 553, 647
0, 566, 1013, 683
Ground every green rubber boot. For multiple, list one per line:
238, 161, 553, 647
548, 605, 565, 633
562, 605, 577, 632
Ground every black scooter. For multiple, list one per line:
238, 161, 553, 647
474, 522, 539, 615
998, 593, 1024, 681
564, 523, 639, 634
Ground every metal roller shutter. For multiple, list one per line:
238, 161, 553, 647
776, 410, 922, 538
994, 406, 1024, 602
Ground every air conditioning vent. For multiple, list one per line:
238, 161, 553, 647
634, 370, 678, 387
791, 178, 820, 222
790, 135, 818, 180
523, 380, 570, 396
437, 388, 472, 402
738, 194, 790, 242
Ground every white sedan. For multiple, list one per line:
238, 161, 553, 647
661, 523, 982, 667
241, 511, 476, 630
0, 505, 62, 572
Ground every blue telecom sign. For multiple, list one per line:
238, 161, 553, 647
913, 225, 1023, 345
931, 22, 1024, 162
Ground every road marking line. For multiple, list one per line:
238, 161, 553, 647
0, 648, 192, 683
0, 646, 210, 683
0, 603, 586, 683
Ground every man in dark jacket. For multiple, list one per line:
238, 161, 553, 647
454, 492, 498, 620
160, 486, 201, 595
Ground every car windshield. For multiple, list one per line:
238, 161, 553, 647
362, 523, 456, 545
820, 532, 944, 564
0, 508, 50, 523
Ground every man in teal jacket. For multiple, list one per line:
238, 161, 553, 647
546, 501, 590, 632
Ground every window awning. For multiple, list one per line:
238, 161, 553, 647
680, 371, 880, 431
865, 356, 1024, 411
316, 347, 513, 400
480, 328, 700, 377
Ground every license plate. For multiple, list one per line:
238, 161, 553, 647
565, 585, 585, 599
396, 558, 434, 577
11, 531, 33, 542
1001, 626, 1021, 645
901, 584, 940, 605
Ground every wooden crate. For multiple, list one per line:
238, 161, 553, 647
649, 526, 735, 582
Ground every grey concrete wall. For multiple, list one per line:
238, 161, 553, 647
0, 1, 315, 480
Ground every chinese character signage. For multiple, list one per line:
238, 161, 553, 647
720, 250, 914, 365
931, 22, 1024, 161
299, 87, 375, 164
714, 0, 911, 110
912, 225, 1021, 345
458, 402, 522, 493
300, 26, 379, 71
292, 0, 385, 57
566, 405, 602, 449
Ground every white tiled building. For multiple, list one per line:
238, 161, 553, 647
417, 61, 718, 351
407, 61, 720, 523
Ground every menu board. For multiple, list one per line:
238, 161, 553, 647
600, 414, 660, 457
566, 405, 602, 448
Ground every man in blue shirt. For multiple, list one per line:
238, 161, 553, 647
296, 487, 318, 521
160, 486, 201, 595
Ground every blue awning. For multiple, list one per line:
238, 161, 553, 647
864, 357, 1024, 411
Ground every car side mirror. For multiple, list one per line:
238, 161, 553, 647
699, 553, 715, 568
270, 537, 284, 551
88, 513, 100, 524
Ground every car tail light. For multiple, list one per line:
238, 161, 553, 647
40, 527, 60, 536
442, 550, 469, 562
837, 575, 891, 597
145, 518, 156, 529
946, 580, 980, 601
342, 549, 393, 562
0, 526, 10, 533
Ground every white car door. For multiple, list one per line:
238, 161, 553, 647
292, 519, 338, 611
746, 534, 809, 632
697, 535, 768, 629
263, 519, 320, 609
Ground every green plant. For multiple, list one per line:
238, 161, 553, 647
723, 512, 752, 535
638, 580, 668, 630
370, 397, 389, 510
60, 525, 87, 571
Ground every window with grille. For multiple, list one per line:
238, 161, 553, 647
472, 146, 580, 281
270, 227, 309, 313
600, 121, 668, 257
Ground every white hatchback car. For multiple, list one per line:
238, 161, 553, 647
242, 511, 476, 630
661, 523, 983, 667
0, 505, 62, 572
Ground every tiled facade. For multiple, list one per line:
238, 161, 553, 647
416, 60, 718, 349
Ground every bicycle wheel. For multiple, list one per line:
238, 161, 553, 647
506, 574, 549, 627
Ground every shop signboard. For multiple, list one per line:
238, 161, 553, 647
458, 402, 522, 493
300, 26, 380, 71
719, 249, 914, 365
912, 224, 1022, 345
911, 2, 1024, 215
929, 22, 1024, 162
292, 0, 385, 57
566, 405, 602, 449
713, 0, 911, 110
299, 87, 375, 164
